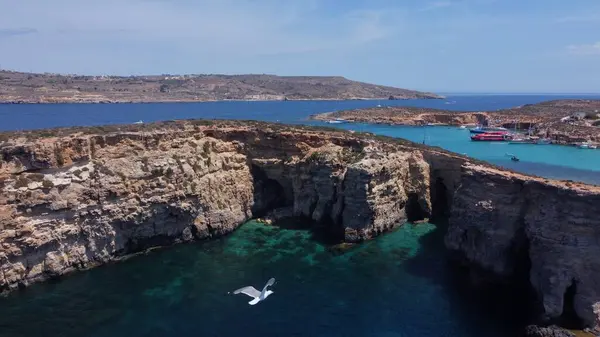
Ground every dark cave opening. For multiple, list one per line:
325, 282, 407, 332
311, 214, 345, 245
405, 193, 428, 222
250, 164, 289, 218
430, 177, 450, 225
249, 164, 345, 245
559, 280, 584, 329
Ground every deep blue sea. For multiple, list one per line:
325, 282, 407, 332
0, 221, 533, 337
0, 95, 599, 337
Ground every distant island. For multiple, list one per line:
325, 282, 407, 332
0, 70, 442, 103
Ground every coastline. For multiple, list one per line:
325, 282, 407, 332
1, 119, 599, 333
310, 100, 600, 145
0, 96, 445, 105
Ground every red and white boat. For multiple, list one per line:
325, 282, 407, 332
470, 131, 513, 142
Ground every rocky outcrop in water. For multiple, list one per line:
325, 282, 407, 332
310, 99, 600, 142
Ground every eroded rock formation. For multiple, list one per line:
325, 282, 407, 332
0, 122, 432, 292
1, 120, 599, 329
446, 164, 600, 327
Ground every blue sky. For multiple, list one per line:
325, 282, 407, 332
0, 0, 599, 93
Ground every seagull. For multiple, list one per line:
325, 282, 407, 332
232, 278, 276, 305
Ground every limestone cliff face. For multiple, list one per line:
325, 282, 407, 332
2, 121, 599, 329
0, 123, 431, 291
445, 164, 600, 327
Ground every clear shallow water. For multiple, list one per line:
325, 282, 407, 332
326, 123, 600, 185
1, 95, 600, 184
0, 221, 531, 337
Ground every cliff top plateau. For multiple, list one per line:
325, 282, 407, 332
0, 70, 442, 103
0, 119, 597, 191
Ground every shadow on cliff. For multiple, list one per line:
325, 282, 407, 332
402, 221, 538, 334
400, 176, 539, 333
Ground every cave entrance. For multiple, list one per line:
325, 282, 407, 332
406, 193, 428, 222
430, 177, 449, 225
250, 164, 289, 218
249, 164, 344, 245
559, 280, 584, 329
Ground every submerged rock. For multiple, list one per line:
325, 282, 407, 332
328, 242, 356, 256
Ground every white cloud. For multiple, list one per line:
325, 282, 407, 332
567, 42, 600, 55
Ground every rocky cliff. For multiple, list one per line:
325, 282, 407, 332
1, 120, 599, 329
0, 121, 432, 292
445, 164, 600, 328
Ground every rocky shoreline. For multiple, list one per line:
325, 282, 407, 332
310, 99, 600, 144
1, 120, 599, 333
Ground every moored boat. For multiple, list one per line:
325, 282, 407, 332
469, 126, 509, 134
470, 131, 513, 141
326, 118, 347, 124
509, 138, 535, 144
509, 137, 552, 145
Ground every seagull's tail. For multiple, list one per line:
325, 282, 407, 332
249, 298, 260, 305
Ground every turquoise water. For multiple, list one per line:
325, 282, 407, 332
0, 221, 531, 337
324, 123, 600, 184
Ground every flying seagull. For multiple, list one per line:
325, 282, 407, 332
232, 278, 276, 305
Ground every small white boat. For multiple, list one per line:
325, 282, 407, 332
469, 126, 509, 134
509, 139, 535, 144
326, 118, 346, 124
578, 143, 597, 149
133, 120, 143, 124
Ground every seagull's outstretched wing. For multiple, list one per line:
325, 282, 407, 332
261, 278, 275, 294
233, 286, 261, 298
265, 278, 275, 288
